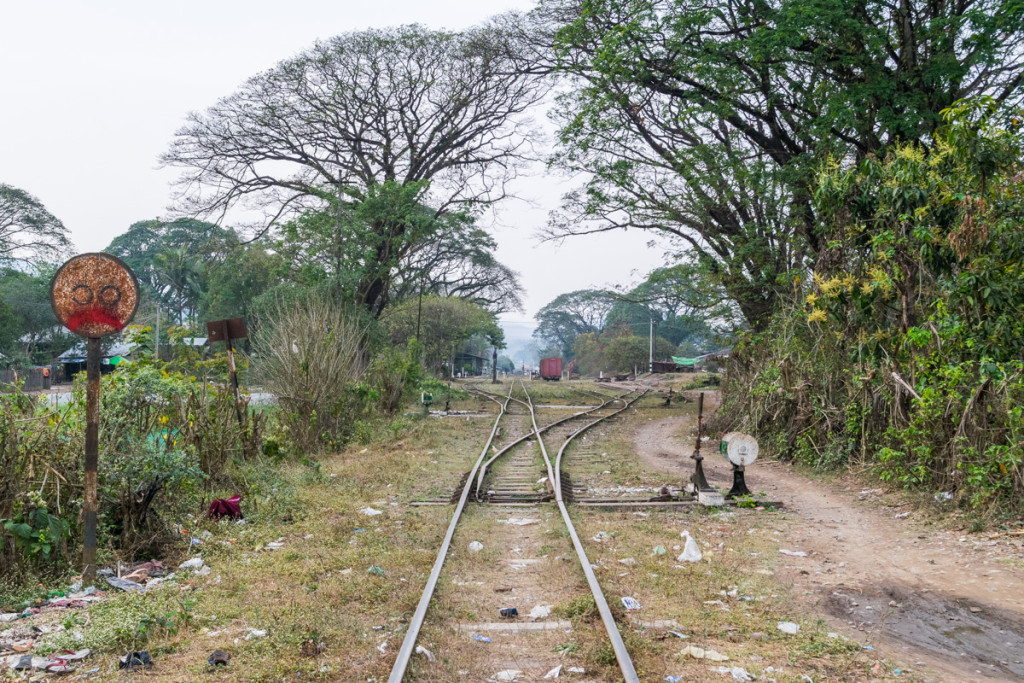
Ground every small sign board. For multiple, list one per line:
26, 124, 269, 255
206, 317, 247, 342
51, 253, 139, 338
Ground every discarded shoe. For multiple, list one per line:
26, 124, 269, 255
48, 649, 91, 662
44, 658, 75, 673
207, 649, 230, 667
10, 654, 32, 671
499, 607, 518, 618
119, 651, 153, 670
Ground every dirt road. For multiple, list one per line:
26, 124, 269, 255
634, 398, 1024, 682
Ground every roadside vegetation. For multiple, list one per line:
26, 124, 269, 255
1, 0, 1023, 677
714, 102, 1024, 518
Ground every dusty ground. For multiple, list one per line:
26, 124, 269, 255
633, 390, 1024, 682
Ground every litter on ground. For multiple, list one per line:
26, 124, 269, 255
679, 645, 729, 661
621, 597, 642, 610
499, 517, 540, 526
715, 666, 754, 681
528, 604, 552, 619
677, 531, 702, 562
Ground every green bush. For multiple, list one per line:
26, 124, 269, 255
715, 99, 1024, 515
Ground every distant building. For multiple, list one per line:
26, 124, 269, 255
57, 338, 139, 378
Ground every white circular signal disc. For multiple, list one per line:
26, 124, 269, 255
726, 433, 759, 467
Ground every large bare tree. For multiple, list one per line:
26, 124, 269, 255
162, 22, 546, 315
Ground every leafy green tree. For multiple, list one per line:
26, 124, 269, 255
533, 289, 613, 357
153, 246, 202, 326
0, 299, 20, 357
383, 295, 499, 374
604, 261, 737, 349
199, 245, 284, 322
106, 218, 238, 326
0, 184, 70, 264
275, 181, 523, 316
721, 99, 1024, 509
812, 99, 1024, 361
539, 0, 1024, 327
604, 334, 676, 373
0, 266, 73, 363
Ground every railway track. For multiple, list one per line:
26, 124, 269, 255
388, 381, 647, 682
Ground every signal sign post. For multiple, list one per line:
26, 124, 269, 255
206, 317, 248, 425
50, 253, 139, 586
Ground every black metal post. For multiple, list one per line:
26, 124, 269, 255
690, 391, 712, 492
726, 466, 752, 498
83, 336, 100, 585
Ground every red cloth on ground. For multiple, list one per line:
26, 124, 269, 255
208, 494, 243, 519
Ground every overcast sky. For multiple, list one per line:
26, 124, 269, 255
0, 1, 667, 327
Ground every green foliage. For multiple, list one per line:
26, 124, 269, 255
0, 389, 82, 575
0, 493, 69, 562
105, 218, 239, 326
542, 0, 1024, 327
49, 589, 193, 654
417, 377, 468, 402
274, 180, 523, 317
604, 334, 676, 373
0, 265, 74, 364
0, 183, 70, 264
717, 100, 1024, 512
383, 295, 500, 375
367, 339, 424, 415
533, 289, 613, 358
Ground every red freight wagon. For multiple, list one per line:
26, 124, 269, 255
539, 357, 563, 381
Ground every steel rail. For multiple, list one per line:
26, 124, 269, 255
388, 382, 636, 682
386, 385, 512, 683
523, 384, 649, 683
553, 390, 650, 507
472, 385, 635, 501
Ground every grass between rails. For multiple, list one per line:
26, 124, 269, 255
8, 380, 903, 681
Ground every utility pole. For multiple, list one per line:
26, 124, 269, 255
416, 277, 424, 340
649, 318, 654, 375
336, 169, 344, 304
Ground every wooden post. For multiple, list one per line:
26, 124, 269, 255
83, 336, 101, 585
225, 335, 244, 427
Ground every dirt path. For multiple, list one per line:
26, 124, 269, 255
634, 399, 1024, 682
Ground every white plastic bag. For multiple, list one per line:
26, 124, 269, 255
677, 531, 702, 563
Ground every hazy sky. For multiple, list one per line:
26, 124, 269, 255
0, 1, 667, 327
